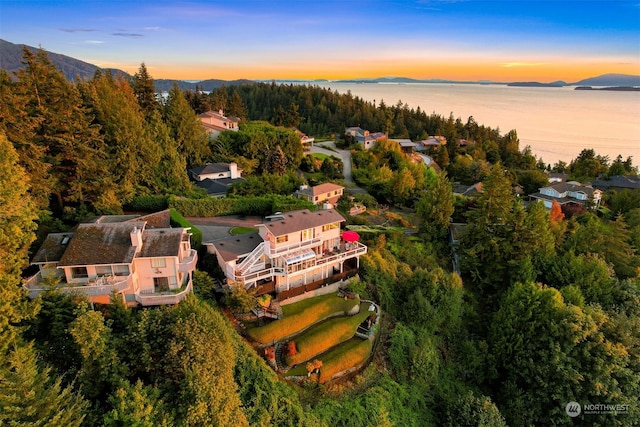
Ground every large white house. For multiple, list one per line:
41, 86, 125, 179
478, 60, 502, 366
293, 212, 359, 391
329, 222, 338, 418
529, 181, 602, 208
25, 210, 197, 306
206, 209, 367, 300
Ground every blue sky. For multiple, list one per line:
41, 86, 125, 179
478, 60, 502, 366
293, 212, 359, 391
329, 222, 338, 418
1, 0, 639, 81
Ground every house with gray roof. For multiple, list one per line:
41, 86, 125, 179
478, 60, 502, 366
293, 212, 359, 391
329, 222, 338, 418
189, 162, 244, 197
529, 181, 601, 209
345, 126, 386, 150
25, 210, 197, 306
205, 209, 367, 300
591, 175, 640, 191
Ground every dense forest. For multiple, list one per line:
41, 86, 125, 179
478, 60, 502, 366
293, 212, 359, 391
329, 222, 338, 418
1, 46, 639, 426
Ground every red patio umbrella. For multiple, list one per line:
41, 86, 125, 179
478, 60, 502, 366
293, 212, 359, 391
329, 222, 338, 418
341, 230, 360, 242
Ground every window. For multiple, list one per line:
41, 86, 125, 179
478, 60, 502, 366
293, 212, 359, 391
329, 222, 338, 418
71, 267, 88, 279
154, 277, 169, 292
95, 265, 111, 276
301, 229, 313, 241
151, 258, 166, 268
276, 235, 288, 243
113, 265, 130, 276
322, 222, 339, 232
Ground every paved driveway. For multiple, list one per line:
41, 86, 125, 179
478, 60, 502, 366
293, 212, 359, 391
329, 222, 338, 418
310, 141, 353, 183
187, 215, 262, 243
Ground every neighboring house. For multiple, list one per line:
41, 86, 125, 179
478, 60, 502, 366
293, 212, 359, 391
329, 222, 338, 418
529, 181, 602, 208
397, 140, 418, 154
547, 172, 568, 183
591, 175, 640, 191
453, 182, 483, 197
189, 162, 244, 197
198, 110, 240, 139
292, 128, 314, 150
295, 183, 344, 208
205, 209, 367, 300
25, 210, 197, 306
416, 136, 447, 151
345, 126, 386, 150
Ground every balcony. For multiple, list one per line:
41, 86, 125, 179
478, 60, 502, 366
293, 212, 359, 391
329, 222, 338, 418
234, 267, 286, 287
316, 241, 367, 266
24, 272, 132, 299
135, 279, 192, 306
178, 249, 198, 273
265, 237, 322, 258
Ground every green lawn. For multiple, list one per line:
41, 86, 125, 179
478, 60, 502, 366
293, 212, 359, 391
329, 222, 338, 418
286, 303, 371, 366
246, 293, 359, 344
229, 226, 257, 235
311, 153, 329, 161
286, 338, 373, 383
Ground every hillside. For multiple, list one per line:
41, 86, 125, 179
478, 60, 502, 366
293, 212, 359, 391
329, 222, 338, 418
573, 73, 640, 86
0, 39, 253, 91
0, 38, 127, 81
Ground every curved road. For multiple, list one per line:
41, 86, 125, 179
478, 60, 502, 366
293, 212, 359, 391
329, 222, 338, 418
309, 141, 353, 184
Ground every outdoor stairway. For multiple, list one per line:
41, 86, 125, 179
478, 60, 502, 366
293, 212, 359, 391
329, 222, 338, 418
274, 342, 287, 371
236, 242, 265, 275
269, 300, 283, 318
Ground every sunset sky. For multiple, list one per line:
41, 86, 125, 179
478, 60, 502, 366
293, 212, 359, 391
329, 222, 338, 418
2, 0, 639, 82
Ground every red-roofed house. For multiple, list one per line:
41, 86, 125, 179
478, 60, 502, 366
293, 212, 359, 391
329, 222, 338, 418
205, 209, 367, 300
295, 183, 344, 208
25, 211, 197, 306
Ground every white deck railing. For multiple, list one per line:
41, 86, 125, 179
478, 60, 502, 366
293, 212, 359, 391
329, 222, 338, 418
24, 272, 132, 298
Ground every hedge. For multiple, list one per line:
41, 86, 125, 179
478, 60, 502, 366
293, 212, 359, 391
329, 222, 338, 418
169, 208, 203, 249
168, 195, 316, 218
125, 195, 169, 212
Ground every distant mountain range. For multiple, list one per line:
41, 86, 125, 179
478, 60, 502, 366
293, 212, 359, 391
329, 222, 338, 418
0, 39, 252, 91
1, 38, 639, 90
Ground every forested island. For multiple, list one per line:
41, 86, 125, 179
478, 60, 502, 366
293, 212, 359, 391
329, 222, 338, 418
1, 47, 639, 426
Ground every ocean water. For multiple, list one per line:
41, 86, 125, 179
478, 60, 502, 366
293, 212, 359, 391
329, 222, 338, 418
318, 83, 640, 166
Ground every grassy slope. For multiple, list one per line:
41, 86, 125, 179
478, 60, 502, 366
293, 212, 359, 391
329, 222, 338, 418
247, 293, 359, 344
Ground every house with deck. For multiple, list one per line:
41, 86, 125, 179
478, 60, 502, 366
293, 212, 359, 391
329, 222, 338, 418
206, 209, 367, 300
25, 211, 197, 306
295, 183, 344, 208
198, 110, 240, 139
529, 181, 601, 209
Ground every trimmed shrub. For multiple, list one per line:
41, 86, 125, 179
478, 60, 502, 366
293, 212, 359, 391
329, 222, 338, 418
168, 195, 316, 218
126, 195, 169, 212
169, 208, 203, 249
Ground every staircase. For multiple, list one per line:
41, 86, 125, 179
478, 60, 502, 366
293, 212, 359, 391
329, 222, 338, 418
237, 242, 265, 275
274, 342, 287, 371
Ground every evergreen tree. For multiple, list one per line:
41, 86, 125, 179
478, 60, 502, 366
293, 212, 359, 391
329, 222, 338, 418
0, 134, 87, 426
131, 63, 157, 116
0, 133, 38, 353
0, 70, 50, 212
0, 342, 88, 427
16, 47, 109, 213
164, 83, 211, 168
417, 172, 454, 239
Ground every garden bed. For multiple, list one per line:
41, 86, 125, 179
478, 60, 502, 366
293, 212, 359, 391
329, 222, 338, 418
246, 293, 360, 344
285, 302, 371, 366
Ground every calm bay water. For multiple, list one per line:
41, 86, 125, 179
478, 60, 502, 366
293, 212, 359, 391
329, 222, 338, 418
318, 82, 640, 166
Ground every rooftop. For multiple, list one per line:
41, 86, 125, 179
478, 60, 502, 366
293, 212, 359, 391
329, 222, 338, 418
261, 209, 345, 236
